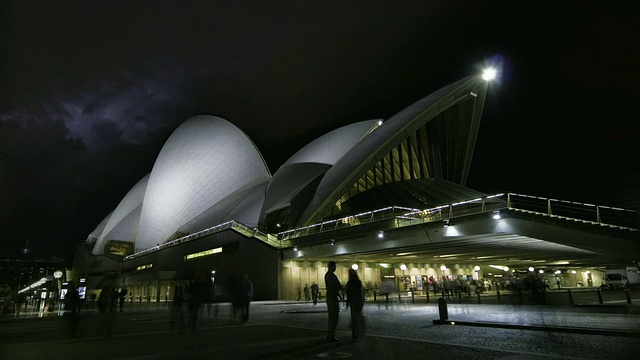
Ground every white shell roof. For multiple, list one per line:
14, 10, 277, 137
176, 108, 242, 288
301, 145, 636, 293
299, 76, 488, 225
92, 174, 149, 255
180, 179, 268, 231
136, 115, 271, 251
87, 211, 112, 243
262, 120, 379, 216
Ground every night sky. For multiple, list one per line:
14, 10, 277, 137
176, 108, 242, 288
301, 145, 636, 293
1, 1, 639, 260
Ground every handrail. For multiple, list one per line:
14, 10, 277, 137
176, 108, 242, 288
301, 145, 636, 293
276, 193, 639, 241
123, 192, 639, 259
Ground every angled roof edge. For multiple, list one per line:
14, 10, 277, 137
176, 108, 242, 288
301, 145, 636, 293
298, 75, 490, 226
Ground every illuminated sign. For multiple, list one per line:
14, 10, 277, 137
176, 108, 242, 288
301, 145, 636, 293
136, 264, 153, 271
78, 286, 86, 300
184, 247, 222, 260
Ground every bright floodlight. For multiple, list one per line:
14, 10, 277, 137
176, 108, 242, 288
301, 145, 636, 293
482, 67, 497, 81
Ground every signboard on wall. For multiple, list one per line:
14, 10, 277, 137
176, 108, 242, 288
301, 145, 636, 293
104, 240, 134, 256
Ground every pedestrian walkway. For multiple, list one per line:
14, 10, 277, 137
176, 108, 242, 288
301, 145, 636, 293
1, 299, 639, 360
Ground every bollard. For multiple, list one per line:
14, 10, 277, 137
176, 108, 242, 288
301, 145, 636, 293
398, 291, 402, 303
496, 289, 501, 304
597, 289, 603, 304
625, 289, 632, 304
411, 290, 415, 303
385, 293, 389, 304
373, 291, 377, 302
476, 291, 481, 304
568, 289, 574, 306
437, 297, 448, 321
426, 290, 430, 303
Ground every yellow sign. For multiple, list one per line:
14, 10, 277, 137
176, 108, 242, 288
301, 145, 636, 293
184, 247, 222, 260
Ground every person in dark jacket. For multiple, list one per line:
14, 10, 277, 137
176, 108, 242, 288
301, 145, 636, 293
324, 261, 343, 342
345, 269, 365, 342
239, 274, 253, 324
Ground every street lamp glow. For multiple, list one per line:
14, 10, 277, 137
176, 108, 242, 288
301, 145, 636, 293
482, 67, 497, 81
352, 264, 359, 270
440, 265, 447, 271
539, 269, 544, 274
504, 266, 509, 272
528, 267, 535, 272
400, 264, 407, 271
571, 270, 577, 274
474, 266, 480, 272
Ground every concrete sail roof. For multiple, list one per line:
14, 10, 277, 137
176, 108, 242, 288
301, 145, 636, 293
87, 211, 112, 244
137, 115, 271, 251
299, 75, 489, 226
262, 120, 379, 219
91, 174, 149, 255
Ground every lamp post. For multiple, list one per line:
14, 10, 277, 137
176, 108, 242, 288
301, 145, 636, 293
53, 270, 63, 312
571, 270, 577, 286
473, 266, 480, 280
440, 265, 447, 279
400, 264, 407, 291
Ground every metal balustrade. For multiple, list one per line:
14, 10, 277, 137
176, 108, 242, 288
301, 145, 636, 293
123, 192, 639, 260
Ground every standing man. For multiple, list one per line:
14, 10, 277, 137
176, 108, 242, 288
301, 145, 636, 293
310, 282, 319, 305
240, 274, 254, 324
324, 261, 343, 342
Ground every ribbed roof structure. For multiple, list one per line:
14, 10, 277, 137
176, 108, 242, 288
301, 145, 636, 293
260, 120, 380, 230
298, 75, 488, 226
87, 74, 491, 254
91, 174, 149, 254
136, 115, 271, 251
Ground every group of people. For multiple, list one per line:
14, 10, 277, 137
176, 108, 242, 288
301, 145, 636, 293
169, 272, 254, 333
301, 282, 321, 304
324, 261, 365, 342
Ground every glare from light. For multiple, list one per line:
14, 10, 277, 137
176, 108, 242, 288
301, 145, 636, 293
571, 270, 577, 274
539, 269, 544, 274
440, 265, 447, 271
528, 267, 534, 272
474, 266, 480, 272
293, 246, 298, 251
504, 266, 509, 272
482, 67, 497, 81
585, 271, 591, 275
492, 212, 501, 220
352, 264, 359, 270
378, 231, 384, 238
400, 264, 407, 271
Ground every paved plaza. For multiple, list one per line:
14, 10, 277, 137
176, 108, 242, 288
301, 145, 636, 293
1, 298, 639, 360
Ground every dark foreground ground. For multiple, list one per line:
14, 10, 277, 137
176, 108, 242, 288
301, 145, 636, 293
1, 299, 639, 360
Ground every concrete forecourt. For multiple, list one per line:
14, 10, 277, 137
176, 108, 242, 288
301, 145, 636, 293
1, 299, 639, 360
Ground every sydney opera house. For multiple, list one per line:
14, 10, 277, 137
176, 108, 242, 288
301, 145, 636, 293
76, 71, 640, 302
